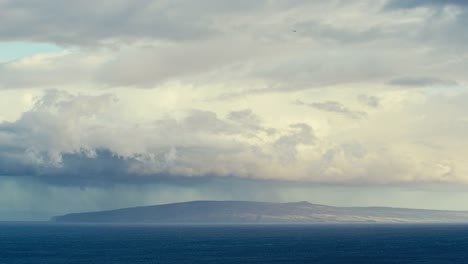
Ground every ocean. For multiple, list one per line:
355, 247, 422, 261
1, 223, 467, 263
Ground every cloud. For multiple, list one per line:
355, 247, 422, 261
357, 94, 380, 108
1, 1, 468, 191
1, 1, 468, 91
384, 0, 468, 48
295, 20, 383, 44
0, 90, 320, 184
384, 0, 468, 9
1, 88, 466, 187
295, 100, 367, 119
0, 0, 306, 46
0, 39, 260, 88
388, 76, 458, 87
0, 52, 101, 88
227, 109, 276, 135
0, 0, 225, 45
273, 123, 315, 164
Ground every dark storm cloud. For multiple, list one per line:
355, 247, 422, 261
0, 148, 137, 185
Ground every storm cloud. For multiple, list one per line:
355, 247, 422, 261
1, 89, 467, 187
0, 90, 318, 184
1, 0, 468, 218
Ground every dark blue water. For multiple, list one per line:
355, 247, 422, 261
1, 223, 468, 264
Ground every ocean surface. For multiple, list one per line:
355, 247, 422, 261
1, 223, 468, 264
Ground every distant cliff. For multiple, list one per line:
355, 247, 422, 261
52, 201, 468, 224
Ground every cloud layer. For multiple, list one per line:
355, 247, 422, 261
1, 88, 467, 186
1, 0, 467, 90
0, 1, 468, 216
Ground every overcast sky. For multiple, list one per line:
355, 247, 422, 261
1, 0, 468, 220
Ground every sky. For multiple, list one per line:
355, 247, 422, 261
1, 0, 468, 220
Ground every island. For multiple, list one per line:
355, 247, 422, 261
52, 201, 468, 224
